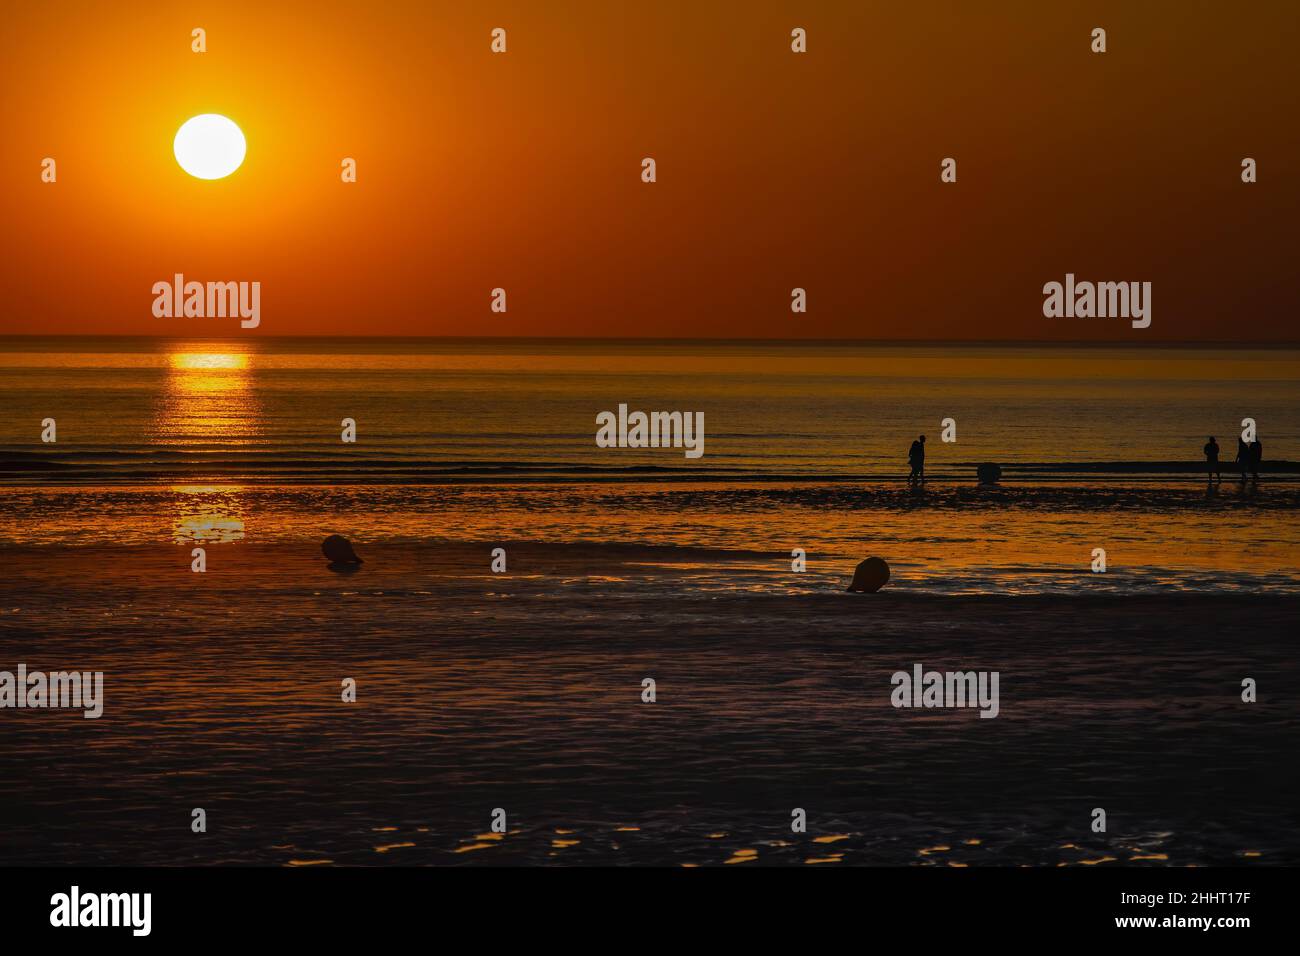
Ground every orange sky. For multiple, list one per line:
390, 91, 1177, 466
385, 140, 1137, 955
2, 1, 1297, 340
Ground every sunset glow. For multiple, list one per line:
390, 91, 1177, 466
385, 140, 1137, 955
3, 2, 1296, 339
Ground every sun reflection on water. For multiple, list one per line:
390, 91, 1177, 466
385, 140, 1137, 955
152, 349, 262, 444
169, 352, 250, 371
170, 485, 248, 543
154, 350, 260, 541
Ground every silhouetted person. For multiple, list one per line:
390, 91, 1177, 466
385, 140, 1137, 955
1203, 436, 1221, 483
908, 435, 926, 485
1236, 437, 1250, 482
1249, 437, 1262, 480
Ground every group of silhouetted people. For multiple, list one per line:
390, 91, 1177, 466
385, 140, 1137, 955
1204, 434, 1262, 483
902, 431, 1264, 485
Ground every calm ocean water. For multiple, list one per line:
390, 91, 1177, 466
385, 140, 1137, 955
1, 338, 1296, 592
1, 337, 1297, 482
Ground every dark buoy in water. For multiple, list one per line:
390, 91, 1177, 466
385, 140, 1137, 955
977, 462, 1002, 484
847, 556, 890, 593
322, 534, 363, 565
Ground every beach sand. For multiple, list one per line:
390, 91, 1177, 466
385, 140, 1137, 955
1, 539, 1295, 866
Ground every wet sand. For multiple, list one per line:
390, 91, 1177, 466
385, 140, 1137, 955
1, 542, 1295, 866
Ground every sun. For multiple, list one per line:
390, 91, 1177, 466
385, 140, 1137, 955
173, 114, 246, 180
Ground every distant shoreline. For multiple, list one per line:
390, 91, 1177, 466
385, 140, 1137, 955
3, 334, 1300, 351
3, 454, 1299, 482
3, 471, 1299, 488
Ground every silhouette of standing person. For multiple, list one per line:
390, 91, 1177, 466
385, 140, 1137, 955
1236, 437, 1250, 483
1203, 436, 1221, 483
1249, 435, 1262, 481
908, 435, 926, 485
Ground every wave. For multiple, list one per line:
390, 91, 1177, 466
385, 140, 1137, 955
2, 449, 1297, 485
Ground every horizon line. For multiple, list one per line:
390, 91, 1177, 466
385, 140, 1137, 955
2, 334, 1299, 350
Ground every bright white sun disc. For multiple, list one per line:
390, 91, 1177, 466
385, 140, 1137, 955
173, 114, 246, 180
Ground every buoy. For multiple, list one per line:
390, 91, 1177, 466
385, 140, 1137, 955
977, 462, 1002, 484
322, 534, 363, 564
847, 556, 890, 592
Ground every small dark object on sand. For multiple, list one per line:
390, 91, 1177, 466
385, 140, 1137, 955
322, 534, 363, 565
847, 556, 890, 593
977, 462, 1002, 484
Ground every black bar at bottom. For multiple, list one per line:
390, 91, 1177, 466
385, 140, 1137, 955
0, 865, 1283, 942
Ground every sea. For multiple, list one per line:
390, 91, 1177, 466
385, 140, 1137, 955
0, 339, 1296, 866
1, 338, 1296, 593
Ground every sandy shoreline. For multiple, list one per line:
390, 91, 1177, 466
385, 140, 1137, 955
1, 540, 1295, 866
